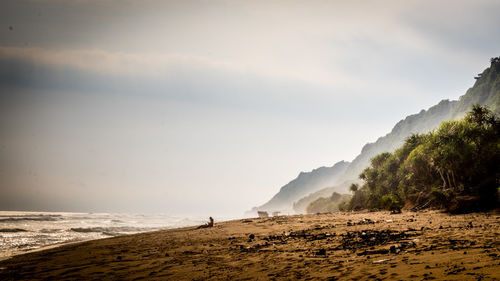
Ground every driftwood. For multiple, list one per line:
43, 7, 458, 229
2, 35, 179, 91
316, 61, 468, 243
410, 200, 431, 212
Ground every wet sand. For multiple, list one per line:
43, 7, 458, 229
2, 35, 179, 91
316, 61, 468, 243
0, 210, 499, 280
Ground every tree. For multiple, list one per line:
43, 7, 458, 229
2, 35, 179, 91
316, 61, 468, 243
346, 105, 499, 213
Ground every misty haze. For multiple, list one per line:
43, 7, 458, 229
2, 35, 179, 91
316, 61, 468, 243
0, 0, 499, 280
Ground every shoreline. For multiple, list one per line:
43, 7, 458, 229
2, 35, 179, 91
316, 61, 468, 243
1, 210, 499, 280
0, 211, 221, 261
0, 238, 98, 262
1, 216, 241, 260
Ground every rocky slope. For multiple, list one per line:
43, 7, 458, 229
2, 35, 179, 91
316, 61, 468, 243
256, 57, 500, 214
256, 161, 349, 212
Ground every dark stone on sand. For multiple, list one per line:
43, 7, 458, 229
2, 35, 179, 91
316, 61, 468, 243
357, 249, 389, 256
165, 253, 169, 257
316, 249, 326, 256
117, 256, 122, 261
249, 234, 255, 239
389, 245, 397, 253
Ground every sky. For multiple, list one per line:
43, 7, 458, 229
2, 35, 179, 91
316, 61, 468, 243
1, 0, 499, 216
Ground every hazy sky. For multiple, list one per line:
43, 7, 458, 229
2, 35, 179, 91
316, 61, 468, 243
1, 0, 499, 216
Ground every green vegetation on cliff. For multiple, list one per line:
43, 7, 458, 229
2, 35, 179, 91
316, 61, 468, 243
452, 57, 500, 117
306, 192, 351, 214
292, 181, 355, 213
345, 105, 500, 213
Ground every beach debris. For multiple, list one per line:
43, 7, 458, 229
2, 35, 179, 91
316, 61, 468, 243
340, 229, 420, 251
263, 230, 331, 243
347, 218, 375, 226
445, 265, 466, 275
236, 242, 269, 252
357, 249, 389, 256
373, 258, 394, 263
249, 234, 255, 240
258, 211, 269, 218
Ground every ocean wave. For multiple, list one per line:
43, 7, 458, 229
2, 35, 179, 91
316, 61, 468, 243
0, 228, 28, 232
0, 215, 62, 222
101, 232, 123, 236
40, 229, 62, 233
0, 214, 62, 218
70, 226, 153, 234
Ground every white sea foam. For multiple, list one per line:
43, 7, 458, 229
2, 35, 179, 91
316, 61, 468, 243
0, 211, 223, 259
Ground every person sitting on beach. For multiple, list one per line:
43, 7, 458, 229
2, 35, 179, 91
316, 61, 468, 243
197, 217, 214, 229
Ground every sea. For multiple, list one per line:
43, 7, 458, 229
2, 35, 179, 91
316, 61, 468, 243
0, 211, 224, 260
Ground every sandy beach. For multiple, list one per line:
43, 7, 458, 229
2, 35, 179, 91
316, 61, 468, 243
0, 210, 499, 280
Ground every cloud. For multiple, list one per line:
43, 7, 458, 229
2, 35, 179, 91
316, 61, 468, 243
1, 0, 499, 214
403, 0, 500, 51
1, 0, 497, 95
0, 46, 341, 122
0, 46, 235, 77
